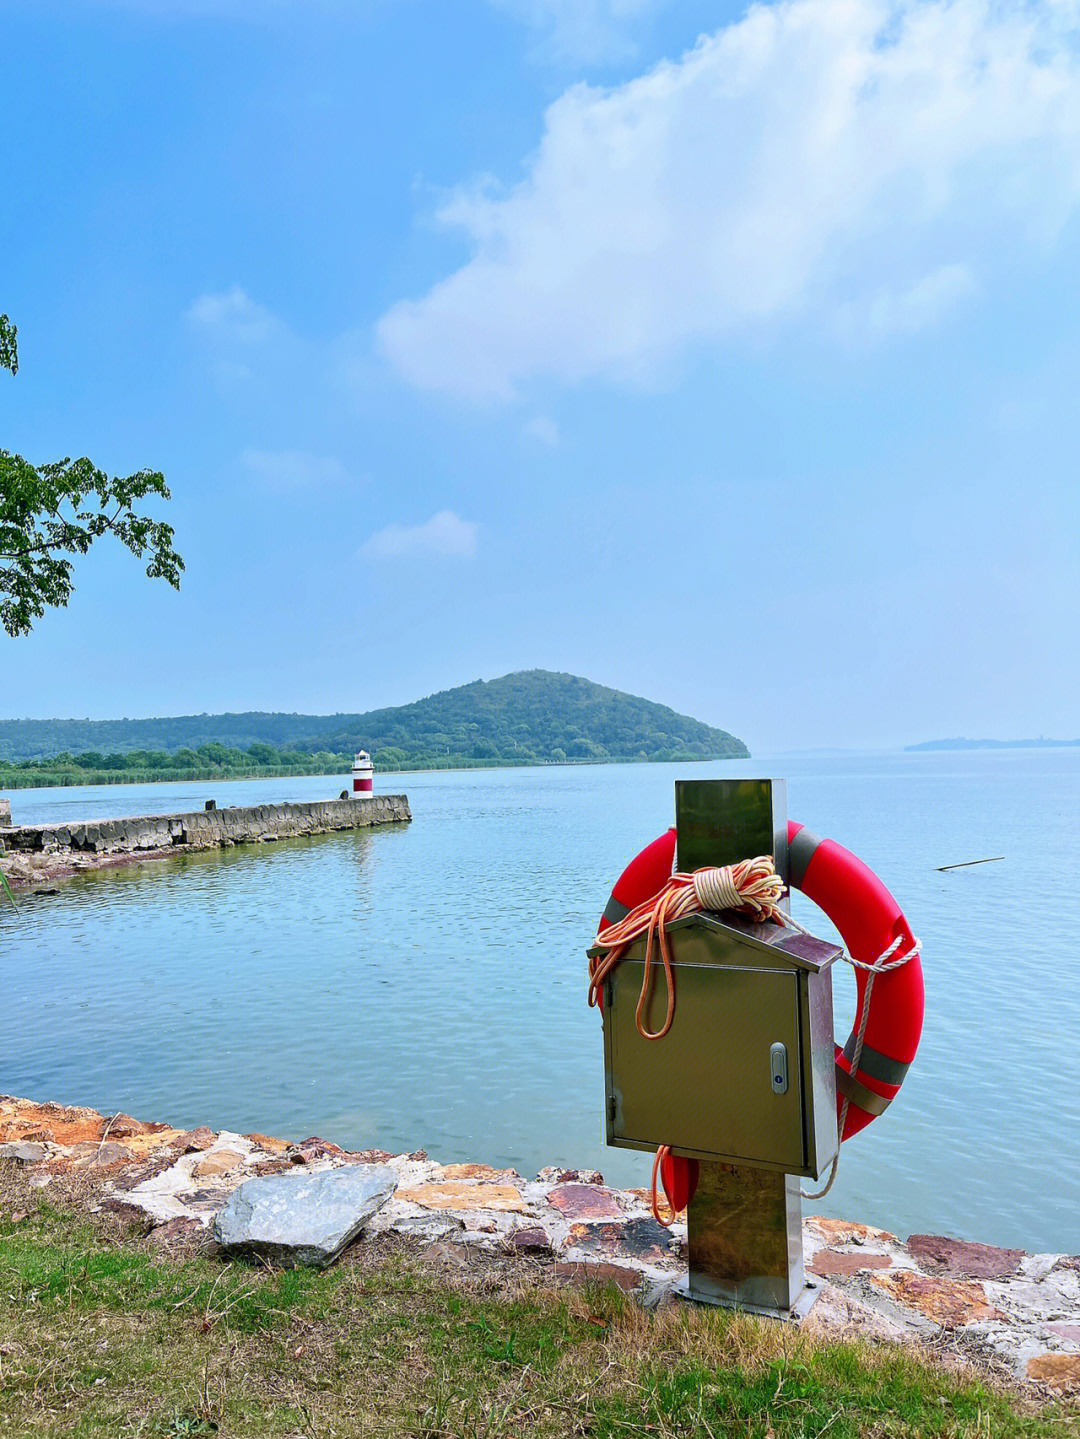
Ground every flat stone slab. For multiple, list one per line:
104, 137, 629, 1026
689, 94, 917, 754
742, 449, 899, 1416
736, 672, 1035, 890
0, 1142, 49, 1164
870, 1270, 1004, 1326
396, 1181, 528, 1213
800, 1281, 916, 1343
213, 1164, 397, 1268
555, 1259, 644, 1292
511, 1226, 554, 1255
194, 1149, 244, 1178
806, 1216, 897, 1246
907, 1233, 1026, 1279
810, 1250, 893, 1278
440, 1162, 520, 1181
564, 1218, 676, 1265
546, 1184, 623, 1220
1026, 1353, 1080, 1388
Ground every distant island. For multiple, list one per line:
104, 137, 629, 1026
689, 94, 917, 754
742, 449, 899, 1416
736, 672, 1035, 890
906, 737, 1080, 752
0, 670, 748, 788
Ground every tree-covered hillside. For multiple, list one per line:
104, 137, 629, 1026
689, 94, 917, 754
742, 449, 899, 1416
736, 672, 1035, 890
0, 670, 747, 770
295, 671, 746, 765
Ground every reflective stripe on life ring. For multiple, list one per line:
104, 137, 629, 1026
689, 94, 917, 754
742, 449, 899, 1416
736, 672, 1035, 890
787, 820, 923, 1140
598, 828, 677, 934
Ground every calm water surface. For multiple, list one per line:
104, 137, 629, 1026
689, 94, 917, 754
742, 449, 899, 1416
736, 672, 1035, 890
3, 751, 1078, 1253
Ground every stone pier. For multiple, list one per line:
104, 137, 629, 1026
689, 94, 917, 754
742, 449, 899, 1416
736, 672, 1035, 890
0, 795, 410, 887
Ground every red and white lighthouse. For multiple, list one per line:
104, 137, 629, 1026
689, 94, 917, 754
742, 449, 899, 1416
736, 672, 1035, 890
351, 749, 374, 796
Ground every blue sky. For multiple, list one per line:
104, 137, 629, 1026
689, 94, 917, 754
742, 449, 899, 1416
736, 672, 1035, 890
2, 0, 1078, 750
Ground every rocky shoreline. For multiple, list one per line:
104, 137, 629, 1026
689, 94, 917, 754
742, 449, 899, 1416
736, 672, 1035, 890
2, 1095, 1078, 1396
0, 795, 410, 890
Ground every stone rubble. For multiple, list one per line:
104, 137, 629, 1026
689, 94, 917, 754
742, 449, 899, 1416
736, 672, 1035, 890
2, 1095, 1077, 1395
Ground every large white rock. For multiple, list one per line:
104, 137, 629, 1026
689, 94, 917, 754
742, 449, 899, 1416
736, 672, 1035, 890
213, 1165, 397, 1268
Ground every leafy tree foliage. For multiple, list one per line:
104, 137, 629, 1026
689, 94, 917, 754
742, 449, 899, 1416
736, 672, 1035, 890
0, 314, 183, 636
0, 315, 17, 377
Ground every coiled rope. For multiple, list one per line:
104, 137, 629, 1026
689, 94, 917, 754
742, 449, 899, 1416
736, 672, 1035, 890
587, 857, 786, 1040
588, 856, 920, 1216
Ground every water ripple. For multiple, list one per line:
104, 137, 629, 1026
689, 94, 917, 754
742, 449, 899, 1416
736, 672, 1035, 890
2, 751, 1078, 1251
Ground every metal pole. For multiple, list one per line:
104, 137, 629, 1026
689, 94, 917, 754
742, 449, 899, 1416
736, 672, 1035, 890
673, 779, 816, 1317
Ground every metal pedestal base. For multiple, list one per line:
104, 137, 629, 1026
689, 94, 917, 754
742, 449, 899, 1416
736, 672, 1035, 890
680, 1160, 816, 1322
674, 1275, 822, 1322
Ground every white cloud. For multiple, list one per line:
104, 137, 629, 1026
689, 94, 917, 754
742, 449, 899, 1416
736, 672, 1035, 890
525, 414, 561, 445
361, 511, 479, 560
490, 0, 668, 63
379, 0, 1080, 400
186, 287, 305, 393
188, 285, 281, 343
241, 448, 352, 489
866, 263, 978, 334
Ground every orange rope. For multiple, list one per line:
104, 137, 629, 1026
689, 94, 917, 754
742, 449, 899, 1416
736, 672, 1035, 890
588, 856, 786, 1041
650, 1144, 676, 1226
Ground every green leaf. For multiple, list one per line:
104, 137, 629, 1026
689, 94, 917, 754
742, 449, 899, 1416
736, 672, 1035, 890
0, 864, 17, 909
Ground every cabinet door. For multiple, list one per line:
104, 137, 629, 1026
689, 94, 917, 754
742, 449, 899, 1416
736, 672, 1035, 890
608, 963, 803, 1171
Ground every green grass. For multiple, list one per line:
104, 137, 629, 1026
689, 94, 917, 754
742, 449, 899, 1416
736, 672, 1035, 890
1, 1168, 1075, 1438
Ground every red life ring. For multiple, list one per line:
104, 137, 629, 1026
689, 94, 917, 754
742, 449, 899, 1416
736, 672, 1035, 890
597, 822, 923, 1206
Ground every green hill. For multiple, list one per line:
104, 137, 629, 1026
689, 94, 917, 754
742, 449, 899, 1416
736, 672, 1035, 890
0, 671, 747, 781
296, 670, 747, 766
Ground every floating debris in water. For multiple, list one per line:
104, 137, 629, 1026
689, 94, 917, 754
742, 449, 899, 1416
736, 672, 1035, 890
936, 856, 1005, 871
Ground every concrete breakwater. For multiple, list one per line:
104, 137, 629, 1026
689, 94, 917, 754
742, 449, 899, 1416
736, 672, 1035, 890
0, 794, 410, 887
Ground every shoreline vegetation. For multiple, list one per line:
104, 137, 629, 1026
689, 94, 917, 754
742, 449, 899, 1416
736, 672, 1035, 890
0, 747, 743, 792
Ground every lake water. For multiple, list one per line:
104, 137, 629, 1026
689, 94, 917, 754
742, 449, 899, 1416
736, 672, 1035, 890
3, 751, 1078, 1254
